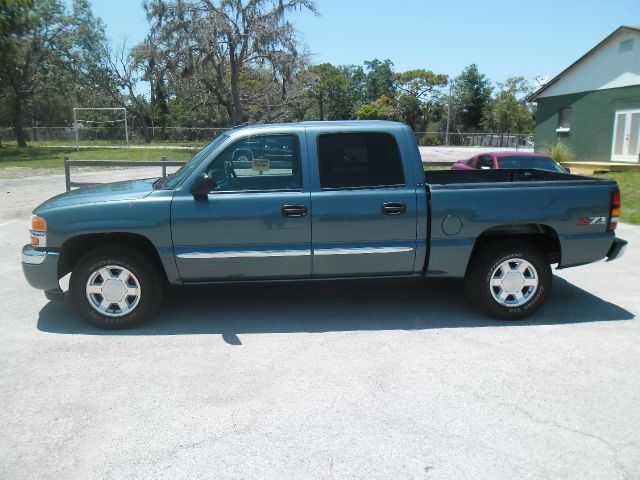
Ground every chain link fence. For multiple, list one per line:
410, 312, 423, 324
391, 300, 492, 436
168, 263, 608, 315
1, 126, 534, 149
0, 126, 229, 144
414, 131, 534, 148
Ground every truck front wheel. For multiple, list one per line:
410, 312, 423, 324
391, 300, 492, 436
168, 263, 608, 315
466, 240, 552, 320
70, 247, 163, 329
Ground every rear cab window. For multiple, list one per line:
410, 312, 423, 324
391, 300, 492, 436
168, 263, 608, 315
317, 132, 405, 189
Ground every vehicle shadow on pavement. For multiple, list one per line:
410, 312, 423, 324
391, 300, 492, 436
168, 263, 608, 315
37, 276, 634, 341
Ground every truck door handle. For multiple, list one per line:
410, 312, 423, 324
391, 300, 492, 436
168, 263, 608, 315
382, 202, 406, 215
282, 204, 307, 217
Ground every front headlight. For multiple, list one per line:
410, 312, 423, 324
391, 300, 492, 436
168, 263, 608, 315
30, 215, 47, 247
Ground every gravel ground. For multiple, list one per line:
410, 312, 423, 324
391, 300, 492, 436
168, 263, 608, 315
0, 167, 638, 480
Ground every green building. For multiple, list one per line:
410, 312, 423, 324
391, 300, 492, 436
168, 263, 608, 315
530, 26, 640, 163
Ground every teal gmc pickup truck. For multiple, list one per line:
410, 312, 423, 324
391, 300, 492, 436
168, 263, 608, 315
22, 121, 627, 329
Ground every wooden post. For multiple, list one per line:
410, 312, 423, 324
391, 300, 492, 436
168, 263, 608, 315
161, 156, 167, 177
64, 156, 71, 191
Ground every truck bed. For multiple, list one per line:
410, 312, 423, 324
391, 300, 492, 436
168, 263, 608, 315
424, 168, 619, 277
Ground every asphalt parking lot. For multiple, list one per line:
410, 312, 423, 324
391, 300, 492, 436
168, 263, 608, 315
1, 168, 639, 479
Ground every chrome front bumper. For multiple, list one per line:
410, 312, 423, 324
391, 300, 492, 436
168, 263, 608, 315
22, 245, 61, 291
22, 246, 47, 264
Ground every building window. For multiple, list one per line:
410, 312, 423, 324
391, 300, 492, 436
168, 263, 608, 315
556, 107, 571, 133
619, 39, 633, 53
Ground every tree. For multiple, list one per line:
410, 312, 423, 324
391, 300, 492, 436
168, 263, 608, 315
146, 0, 317, 126
167, 74, 230, 131
304, 63, 363, 120
363, 58, 396, 102
105, 40, 153, 142
395, 69, 447, 130
239, 64, 309, 123
483, 76, 534, 133
451, 64, 492, 132
0, 0, 111, 147
422, 91, 448, 132
355, 95, 398, 120
132, 32, 170, 139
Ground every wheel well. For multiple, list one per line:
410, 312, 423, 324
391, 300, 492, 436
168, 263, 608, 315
58, 233, 167, 281
469, 224, 561, 267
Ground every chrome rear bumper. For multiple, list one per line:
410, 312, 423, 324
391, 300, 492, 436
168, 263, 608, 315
606, 238, 627, 261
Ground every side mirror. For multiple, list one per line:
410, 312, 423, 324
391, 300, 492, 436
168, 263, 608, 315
190, 173, 216, 198
564, 167, 571, 174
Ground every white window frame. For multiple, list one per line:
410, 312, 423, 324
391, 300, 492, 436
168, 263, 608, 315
611, 108, 640, 163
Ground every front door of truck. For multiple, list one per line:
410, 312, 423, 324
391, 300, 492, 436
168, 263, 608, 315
171, 133, 312, 281
308, 130, 418, 277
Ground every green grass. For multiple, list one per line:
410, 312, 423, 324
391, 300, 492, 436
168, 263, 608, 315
595, 172, 640, 225
0, 145, 196, 169
1, 139, 207, 148
424, 166, 448, 171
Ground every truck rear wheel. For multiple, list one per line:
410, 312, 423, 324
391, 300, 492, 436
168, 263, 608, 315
466, 240, 551, 320
70, 246, 163, 329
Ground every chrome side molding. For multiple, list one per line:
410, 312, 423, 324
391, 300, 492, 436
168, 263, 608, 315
178, 250, 311, 259
177, 246, 414, 259
314, 246, 414, 256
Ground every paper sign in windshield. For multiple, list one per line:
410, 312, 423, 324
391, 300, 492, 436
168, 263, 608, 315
252, 158, 270, 171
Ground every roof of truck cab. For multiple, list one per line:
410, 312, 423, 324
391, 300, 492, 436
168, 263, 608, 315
228, 120, 406, 132
491, 152, 550, 158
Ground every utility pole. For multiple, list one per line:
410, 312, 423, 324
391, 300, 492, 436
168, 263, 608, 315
445, 81, 452, 146
73, 108, 79, 152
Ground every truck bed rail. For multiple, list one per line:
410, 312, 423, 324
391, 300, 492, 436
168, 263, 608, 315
425, 169, 613, 189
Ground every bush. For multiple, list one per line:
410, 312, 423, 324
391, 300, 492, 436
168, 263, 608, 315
355, 95, 398, 120
544, 142, 575, 163
423, 135, 441, 146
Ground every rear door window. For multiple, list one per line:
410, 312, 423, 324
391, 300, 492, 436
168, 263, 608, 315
317, 132, 405, 189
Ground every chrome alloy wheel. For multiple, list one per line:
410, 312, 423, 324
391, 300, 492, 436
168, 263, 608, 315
489, 258, 539, 307
85, 265, 142, 317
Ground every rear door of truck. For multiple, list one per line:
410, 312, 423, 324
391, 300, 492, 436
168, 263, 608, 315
306, 126, 419, 277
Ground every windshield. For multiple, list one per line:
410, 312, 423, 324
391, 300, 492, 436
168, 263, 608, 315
158, 134, 229, 189
497, 156, 565, 173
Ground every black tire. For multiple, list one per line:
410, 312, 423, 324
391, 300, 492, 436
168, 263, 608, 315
465, 240, 552, 320
70, 246, 164, 329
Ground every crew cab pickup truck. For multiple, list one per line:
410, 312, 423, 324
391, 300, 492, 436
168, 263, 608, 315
22, 121, 627, 329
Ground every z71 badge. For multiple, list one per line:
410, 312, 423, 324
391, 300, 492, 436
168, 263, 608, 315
579, 216, 607, 225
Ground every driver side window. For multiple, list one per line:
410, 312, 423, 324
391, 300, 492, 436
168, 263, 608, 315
206, 134, 302, 192
477, 155, 494, 169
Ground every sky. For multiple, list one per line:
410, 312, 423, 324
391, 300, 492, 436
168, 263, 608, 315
88, 0, 639, 87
